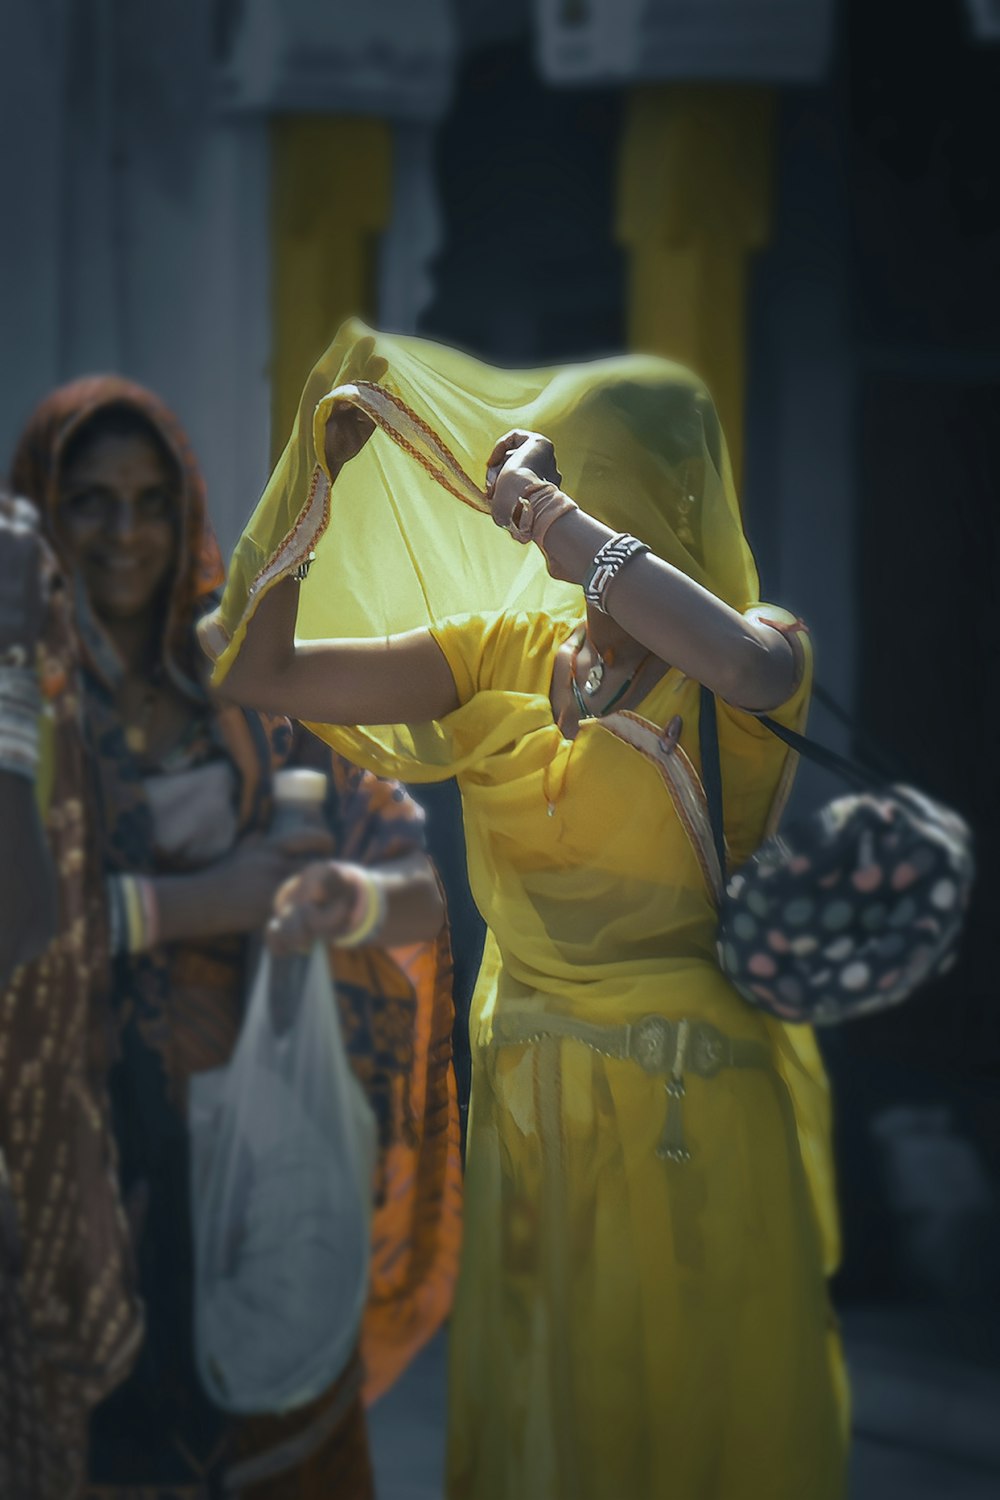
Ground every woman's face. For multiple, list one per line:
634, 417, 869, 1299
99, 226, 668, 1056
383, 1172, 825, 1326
57, 428, 178, 621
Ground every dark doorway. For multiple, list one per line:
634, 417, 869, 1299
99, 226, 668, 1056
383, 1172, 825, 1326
828, 0, 1000, 1312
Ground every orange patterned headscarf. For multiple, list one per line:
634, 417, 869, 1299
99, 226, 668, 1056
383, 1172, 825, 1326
9, 376, 225, 695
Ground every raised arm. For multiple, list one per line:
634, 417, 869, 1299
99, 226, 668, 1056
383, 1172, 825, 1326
544, 507, 798, 712
487, 432, 800, 714
220, 404, 459, 727
222, 578, 459, 725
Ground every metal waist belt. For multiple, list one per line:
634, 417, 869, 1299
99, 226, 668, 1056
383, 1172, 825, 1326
490, 1011, 771, 1164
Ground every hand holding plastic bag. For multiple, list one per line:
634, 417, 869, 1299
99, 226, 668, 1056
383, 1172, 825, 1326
189, 945, 376, 1414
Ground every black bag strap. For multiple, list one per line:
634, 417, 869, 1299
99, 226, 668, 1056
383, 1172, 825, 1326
697, 686, 889, 876
754, 711, 883, 793
811, 682, 907, 783
697, 686, 728, 879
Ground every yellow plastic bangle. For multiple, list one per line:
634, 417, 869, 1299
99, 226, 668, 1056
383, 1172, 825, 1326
335, 871, 387, 949
120, 876, 146, 954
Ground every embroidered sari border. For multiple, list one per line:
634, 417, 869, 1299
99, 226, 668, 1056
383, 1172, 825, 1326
598, 709, 725, 904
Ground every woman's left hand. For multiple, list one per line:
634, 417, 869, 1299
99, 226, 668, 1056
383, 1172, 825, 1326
267, 859, 368, 955
324, 402, 377, 471
488, 462, 545, 532
322, 336, 389, 472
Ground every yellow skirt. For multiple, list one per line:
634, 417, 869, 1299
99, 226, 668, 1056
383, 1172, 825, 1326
446, 1006, 847, 1500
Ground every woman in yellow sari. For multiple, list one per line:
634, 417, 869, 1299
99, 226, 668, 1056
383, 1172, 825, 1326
206, 322, 847, 1500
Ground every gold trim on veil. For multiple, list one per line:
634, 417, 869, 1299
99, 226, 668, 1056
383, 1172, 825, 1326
203, 317, 758, 684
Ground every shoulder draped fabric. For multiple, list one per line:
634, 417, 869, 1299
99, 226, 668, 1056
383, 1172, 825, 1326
0, 536, 142, 1500
207, 321, 847, 1499
9, 378, 461, 1491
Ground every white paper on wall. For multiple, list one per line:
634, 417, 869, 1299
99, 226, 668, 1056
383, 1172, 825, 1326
215, 0, 457, 122
534, 0, 837, 86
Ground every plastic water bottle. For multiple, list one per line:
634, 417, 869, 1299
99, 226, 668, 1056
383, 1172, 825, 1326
268, 767, 328, 1033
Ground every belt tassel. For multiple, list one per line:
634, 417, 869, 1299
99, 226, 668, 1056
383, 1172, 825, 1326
656, 1018, 691, 1164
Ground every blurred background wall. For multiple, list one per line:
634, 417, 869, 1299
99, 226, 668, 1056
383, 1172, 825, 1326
1, 0, 998, 1340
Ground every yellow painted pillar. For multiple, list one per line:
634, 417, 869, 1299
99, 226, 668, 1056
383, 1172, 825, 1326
270, 117, 392, 459
617, 85, 775, 486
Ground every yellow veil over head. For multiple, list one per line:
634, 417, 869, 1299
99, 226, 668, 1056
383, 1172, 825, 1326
209, 317, 759, 678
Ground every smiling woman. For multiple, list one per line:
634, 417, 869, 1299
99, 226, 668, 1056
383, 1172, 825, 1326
57, 408, 179, 625
54, 406, 191, 758
7, 377, 461, 1499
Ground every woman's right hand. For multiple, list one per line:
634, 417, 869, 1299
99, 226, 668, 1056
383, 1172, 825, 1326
212, 831, 336, 934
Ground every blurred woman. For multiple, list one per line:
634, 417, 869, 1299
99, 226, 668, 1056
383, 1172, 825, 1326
10, 378, 461, 1498
0, 494, 141, 1500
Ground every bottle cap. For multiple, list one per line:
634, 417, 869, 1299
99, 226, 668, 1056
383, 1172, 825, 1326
273, 767, 327, 804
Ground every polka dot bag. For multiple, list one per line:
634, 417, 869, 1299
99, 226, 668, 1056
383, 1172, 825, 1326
698, 688, 975, 1025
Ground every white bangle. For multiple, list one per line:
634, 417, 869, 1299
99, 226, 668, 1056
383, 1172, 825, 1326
0, 666, 41, 778
581, 533, 649, 613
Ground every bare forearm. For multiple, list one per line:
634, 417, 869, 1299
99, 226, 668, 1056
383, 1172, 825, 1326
368, 852, 445, 947
221, 453, 343, 712
222, 584, 459, 727
151, 870, 234, 945
542, 509, 796, 711
220, 575, 301, 709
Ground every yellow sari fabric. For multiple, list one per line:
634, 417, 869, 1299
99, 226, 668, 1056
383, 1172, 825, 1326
431, 611, 845, 1500
209, 322, 846, 1498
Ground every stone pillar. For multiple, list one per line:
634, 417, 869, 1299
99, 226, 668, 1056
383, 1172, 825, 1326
616, 84, 776, 486
269, 118, 393, 458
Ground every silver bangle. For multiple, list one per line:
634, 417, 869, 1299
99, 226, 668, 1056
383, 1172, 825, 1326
582, 533, 649, 613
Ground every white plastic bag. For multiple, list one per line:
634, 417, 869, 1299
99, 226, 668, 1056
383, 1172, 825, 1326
189, 945, 377, 1414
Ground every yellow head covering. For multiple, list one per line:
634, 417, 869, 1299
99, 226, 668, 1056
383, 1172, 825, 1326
209, 317, 759, 682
